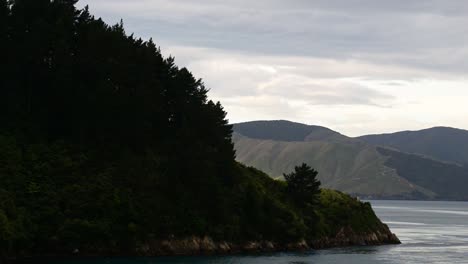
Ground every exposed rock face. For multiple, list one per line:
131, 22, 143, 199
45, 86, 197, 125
4, 228, 399, 262
137, 237, 217, 255
136, 237, 285, 256
136, 226, 400, 256
310, 225, 400, 249
6, 227, 399, 261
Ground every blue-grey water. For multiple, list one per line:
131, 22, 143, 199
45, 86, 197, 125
50, 200, 468, 264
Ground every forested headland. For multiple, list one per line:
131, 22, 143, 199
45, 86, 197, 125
0, 0, 398, 260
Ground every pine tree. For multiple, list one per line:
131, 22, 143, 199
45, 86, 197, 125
284, 163, 321, 208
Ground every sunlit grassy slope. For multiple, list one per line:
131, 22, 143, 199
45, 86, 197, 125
233, 132, 434, 198
233, 121, 468, 200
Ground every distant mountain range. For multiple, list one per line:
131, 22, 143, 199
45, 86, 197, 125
358, 127, 468, 166
233, 120, 468, 200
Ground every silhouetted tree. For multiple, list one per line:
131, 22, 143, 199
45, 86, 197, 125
284, 163, 321, 208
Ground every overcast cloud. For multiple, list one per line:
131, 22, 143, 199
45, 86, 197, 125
78, 0, 468, 136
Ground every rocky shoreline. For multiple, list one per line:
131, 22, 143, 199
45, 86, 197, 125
310, 225, 400, 249
136, 237, 308, 256
1, 225, 400, 263
136, 225, 400, 256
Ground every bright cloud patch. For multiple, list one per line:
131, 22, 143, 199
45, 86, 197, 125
78, 0, 468, 136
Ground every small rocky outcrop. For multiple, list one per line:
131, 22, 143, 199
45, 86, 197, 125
310, 224, 400, 249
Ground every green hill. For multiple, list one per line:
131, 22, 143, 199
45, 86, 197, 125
233, 121, 468, 200
358, 127, 468, 166
0, 0, 398, 259
377, 147, 468, 200
233, 120, 350, 143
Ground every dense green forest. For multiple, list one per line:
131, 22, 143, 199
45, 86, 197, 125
0, 0, 394, 259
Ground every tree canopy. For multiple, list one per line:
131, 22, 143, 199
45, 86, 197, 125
0, 0, 307, 256
284, 163, 321, 208
0, 0, 389, 259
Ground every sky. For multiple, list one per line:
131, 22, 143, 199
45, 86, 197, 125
78, 0, 468, 136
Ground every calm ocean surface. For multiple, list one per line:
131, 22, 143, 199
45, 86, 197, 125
50, 200, 468, 264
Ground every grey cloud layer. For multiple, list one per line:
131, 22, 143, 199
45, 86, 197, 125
80, 0, 468, 75
76, 0, 468, 135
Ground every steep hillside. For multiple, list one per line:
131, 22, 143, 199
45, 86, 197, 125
233, 121, 468, 200
0, 1, 399, 259
358, 127, 468, 166
377, 147, 468, 200
233, 132, 435, 199
233, 120, 350, 143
